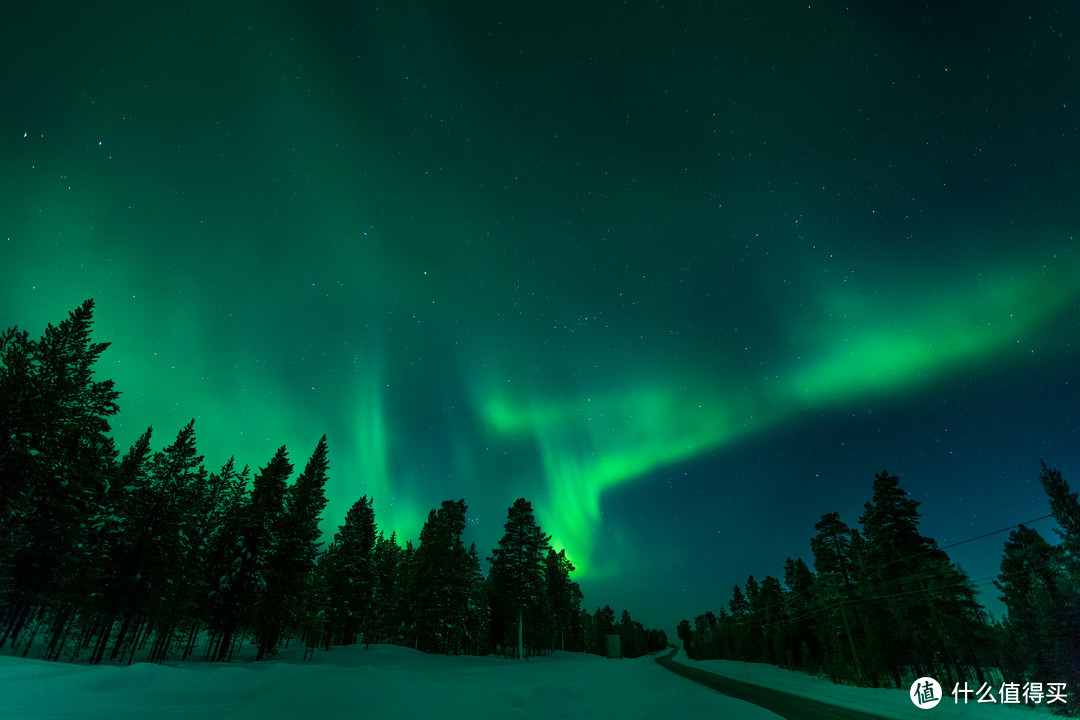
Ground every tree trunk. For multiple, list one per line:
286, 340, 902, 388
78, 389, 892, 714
1, 601, 32, 650
182, 620, 200, 661
90, 611, 116, 664
20, 608, 43, 658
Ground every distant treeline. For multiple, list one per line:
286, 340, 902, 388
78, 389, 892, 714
678, 467, 1080, 706
0, 300, 667, 664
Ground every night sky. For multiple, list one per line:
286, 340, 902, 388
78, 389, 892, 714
3, 2, 1078, 637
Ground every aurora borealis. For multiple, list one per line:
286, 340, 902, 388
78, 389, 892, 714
2, 2, 1078, 635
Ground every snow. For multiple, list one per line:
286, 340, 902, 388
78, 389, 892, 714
2, 644, 1066, 719
0, 644, 783, 719
671, 651, 1063, 719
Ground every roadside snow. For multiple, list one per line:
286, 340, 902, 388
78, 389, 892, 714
0, 644, 784, 720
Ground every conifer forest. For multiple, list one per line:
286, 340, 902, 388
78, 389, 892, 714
677, 466, 1080, 705
0, 301, 668, 665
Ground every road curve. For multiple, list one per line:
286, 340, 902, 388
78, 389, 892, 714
655, 649, 895, 720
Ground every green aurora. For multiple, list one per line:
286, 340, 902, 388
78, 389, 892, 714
2, 2, 1078, 630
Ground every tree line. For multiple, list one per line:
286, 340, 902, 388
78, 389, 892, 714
677, 467, 1079, 703
0, 300, 667, 663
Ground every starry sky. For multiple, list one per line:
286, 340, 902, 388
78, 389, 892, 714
2, 2, 1078, 636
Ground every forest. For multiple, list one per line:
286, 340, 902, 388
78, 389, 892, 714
678, 466, 1079, 711
0, 300, 668, 665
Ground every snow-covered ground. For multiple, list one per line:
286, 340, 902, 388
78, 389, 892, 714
672, 651, 1066, 719
1, 643, 783, 720
2, 643, 1068, 719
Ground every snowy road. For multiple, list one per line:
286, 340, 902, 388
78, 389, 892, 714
656, 649, 889, 720
657, 651, 1056, 720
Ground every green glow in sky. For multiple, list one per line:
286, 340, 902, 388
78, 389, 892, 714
3, 2, 1079, 631
475, 253, 1078, 577
792, 255, 1080, 403
482, 383, 754, 576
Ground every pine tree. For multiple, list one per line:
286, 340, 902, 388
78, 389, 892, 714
96, 428, 156, 663
141, 421, 207, 663
210, 446, 291, 661
462, 542, 488, 654
412, 500, 472, 654
1039, 461, 1080, 572
247, 447, 293, 660
594, 605, 616, 656
810, 511, 865, 684
322, 495, 378, 647
743, 575, 766, 662
618, 610, 636, 657
190, 456, 248, 661
676, 618, 693, 658
727, 584, 751, 659
282, 437, 330, 570
266, 436, 330, 651
367, 530, 402, 645
1034, 462, 1080, 691
996, 524, 1065, 680
544, 548, 581, 651
858, 470, 987, 689
0, 300, 120, 649
81, 427, 154, 664
782, 556, 819, 672
811, 512, 862, 589
488, 498, 550, 658
756, 576, 786, 666
395, 541, 418, 647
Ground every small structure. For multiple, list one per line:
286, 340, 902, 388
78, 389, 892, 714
605, 634, 622, 659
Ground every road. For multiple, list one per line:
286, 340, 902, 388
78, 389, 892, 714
655, 649, 895, 720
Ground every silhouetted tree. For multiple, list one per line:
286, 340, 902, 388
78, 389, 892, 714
1034, 462, 1080, 691
411, 500, 474, 654
0, 300, 120, 650
320, 495, 377, 647
488, 498, 550, 658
